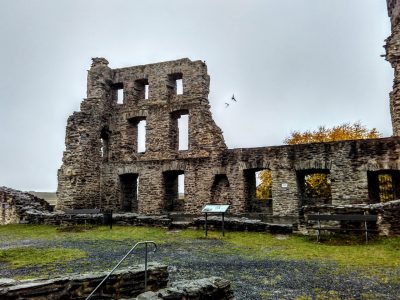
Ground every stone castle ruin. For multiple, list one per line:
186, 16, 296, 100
53, 0, 400, 220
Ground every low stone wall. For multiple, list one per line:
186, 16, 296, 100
136, 277, 234, 300
21, 211, 173, 227
0, 186, 53, 225
193, 216, 293, 233
15, 211, 294, 234
0, 263, 168, 300
370, 199, 400, 236
299, 199, 400, 236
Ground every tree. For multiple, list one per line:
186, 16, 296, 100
256, 122, 381, 200
284, 122, 380, 145
256, 170, 272, 199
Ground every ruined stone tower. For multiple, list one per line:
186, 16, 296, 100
57, 58, 227, 213
386, 0, 400, 136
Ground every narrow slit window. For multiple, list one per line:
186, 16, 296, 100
145, 84, 149, 99
176, 79, 183, 95
100, 128, 110, 161
100, 138, 105, 157
178, 114, 189, 150
178, 174, 185, 200
117, 89, 124, 104
137, 120, 146, 153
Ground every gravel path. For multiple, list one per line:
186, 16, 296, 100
1, 238, 399, 299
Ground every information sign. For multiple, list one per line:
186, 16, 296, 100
202, 204, 230, 237
202, 204, 229, 213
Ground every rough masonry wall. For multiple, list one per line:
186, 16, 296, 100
386, 0, 400, 136
224, 137, 400, 216
57, 58, 227, 212
57, 53, 400, 217
58, 0, 400, 219
0, 264, 168, 299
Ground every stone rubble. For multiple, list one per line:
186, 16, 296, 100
135, 277, 234, 300
0, 186, 52, 225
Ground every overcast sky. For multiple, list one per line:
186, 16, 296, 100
0, 0, 393, 192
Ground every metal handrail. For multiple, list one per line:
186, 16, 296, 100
86, 241, 157, 300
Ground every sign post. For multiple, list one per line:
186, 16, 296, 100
201, 204, 230, 237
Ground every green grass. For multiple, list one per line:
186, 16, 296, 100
219, 232, 400, 268
0, 224, 168, 242
1, 225, 399, 270
0, 247, 86, 269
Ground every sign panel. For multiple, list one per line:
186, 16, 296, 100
202, 204, 230, 213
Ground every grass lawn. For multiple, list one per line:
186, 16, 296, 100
0, 224, 399, 271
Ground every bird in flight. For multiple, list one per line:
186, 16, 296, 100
225, 102, 230, 108
231, 94, 237, 102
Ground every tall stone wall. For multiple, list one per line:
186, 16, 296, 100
57, 58, 227, 212
57, 55, 400, 217
386, 0, 400, 136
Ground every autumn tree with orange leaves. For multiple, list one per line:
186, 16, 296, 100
256, 122, 381, 200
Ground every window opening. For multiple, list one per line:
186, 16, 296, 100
137, 120, 146, 153
368, 170, 400, 203
112, 82, 124, 104
176, 79, 183, 95
119, 173, 138, 212
117, 89, 123, 104
256, 170, 272, 200
178, 174, 185, 200
167, 73, 183, 98
100, 128, 110, 161
145, 84, 149, 99
163, 170, 185, 212
244, 168, 272, 213
134, 79, 149, 100
178, 114, 189, 150
297, 169, 332, 206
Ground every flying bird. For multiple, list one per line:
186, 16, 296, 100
231, 94, 237, 102
225, 102, 230, 108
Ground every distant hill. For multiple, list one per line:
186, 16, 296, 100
27, 191, 57, 206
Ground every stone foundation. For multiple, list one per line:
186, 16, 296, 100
136, 277, 234, 300
0, 263, 168, 300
